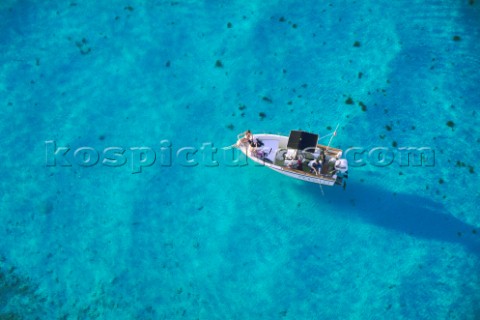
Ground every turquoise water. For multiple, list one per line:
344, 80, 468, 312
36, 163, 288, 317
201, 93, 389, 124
1, 0, 480, 319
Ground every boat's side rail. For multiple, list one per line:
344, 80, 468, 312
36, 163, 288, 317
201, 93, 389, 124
280, 166, 336, 181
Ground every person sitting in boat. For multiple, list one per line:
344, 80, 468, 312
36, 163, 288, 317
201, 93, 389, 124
237, 130, 253, 147
251, 147, 265, 159
251, 146, 273, 159
319, 150, 325, 164
288, 156, 303, 170
308, 158, 322, 175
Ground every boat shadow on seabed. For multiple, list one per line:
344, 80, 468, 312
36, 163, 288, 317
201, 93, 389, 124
306, 182, 480, 258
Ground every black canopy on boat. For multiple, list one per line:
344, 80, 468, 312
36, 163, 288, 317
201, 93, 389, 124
287, 131, 318, 150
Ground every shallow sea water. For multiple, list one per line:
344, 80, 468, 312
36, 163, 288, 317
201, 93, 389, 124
1, 1, 480, 319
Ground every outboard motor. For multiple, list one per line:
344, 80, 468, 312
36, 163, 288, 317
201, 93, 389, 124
335, 159, 348, 174
334, 159, 348, 189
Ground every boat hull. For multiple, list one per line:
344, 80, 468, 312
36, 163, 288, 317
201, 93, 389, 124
237, 133, 339, 186
270, 165, 336, 186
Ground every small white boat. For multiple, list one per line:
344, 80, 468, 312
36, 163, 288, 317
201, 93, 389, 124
235, 130, 348, 187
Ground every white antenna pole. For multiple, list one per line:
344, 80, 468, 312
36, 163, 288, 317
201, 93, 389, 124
326, 123, 340, 151
318, 132, 334, 141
